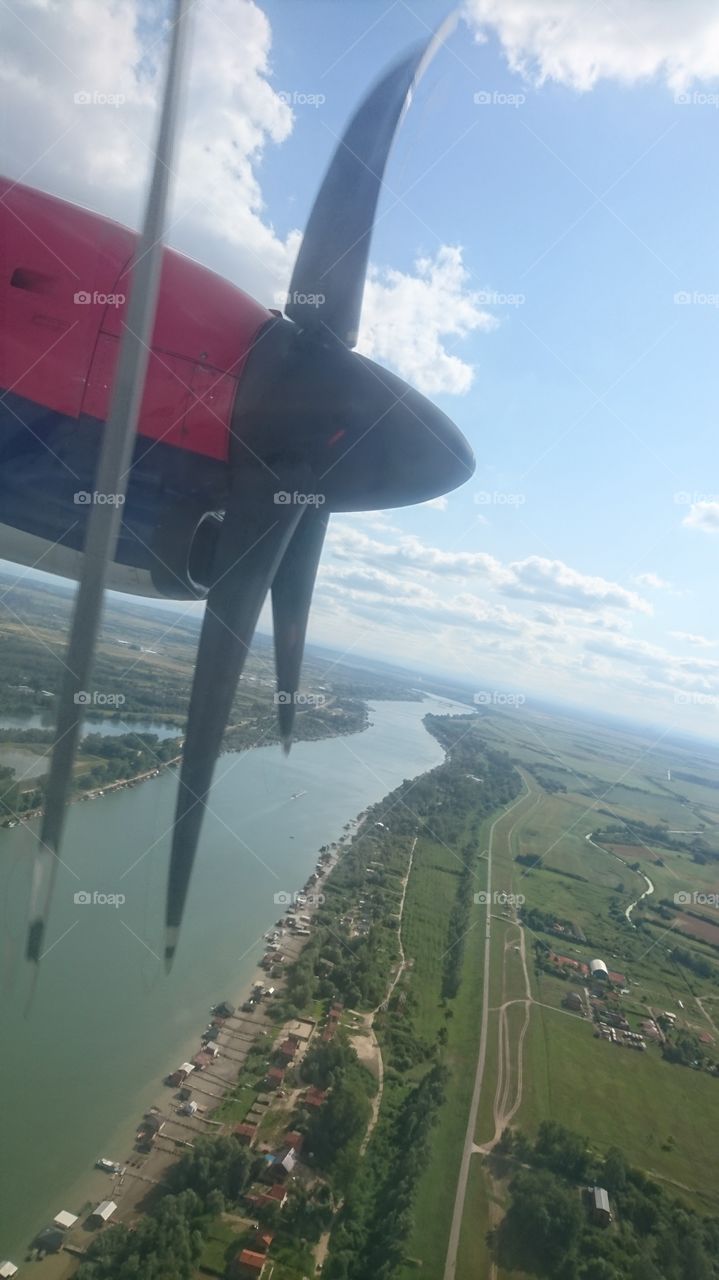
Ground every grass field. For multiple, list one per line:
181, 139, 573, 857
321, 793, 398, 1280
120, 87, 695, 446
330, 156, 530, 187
397, 815, 490, 1280
517, 986, 719, 1210
386, 703, 718, 1276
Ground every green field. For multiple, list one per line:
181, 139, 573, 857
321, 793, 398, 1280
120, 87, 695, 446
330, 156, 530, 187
517, 1003, 719, 1211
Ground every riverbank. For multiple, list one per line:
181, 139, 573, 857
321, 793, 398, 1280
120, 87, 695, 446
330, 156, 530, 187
1, 699, 458, 1265
18, 835, 349, 1277
1, 698, 368, 825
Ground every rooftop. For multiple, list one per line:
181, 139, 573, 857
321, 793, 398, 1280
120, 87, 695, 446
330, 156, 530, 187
53, 1210, 79, 1230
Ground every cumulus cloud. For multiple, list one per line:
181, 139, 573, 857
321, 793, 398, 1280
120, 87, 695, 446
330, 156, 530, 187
464, 0, 719, 92
500, 556, 651, 614
0, 2, 489, 390
357, 247, 496, 395
327, 525, 650, 614
682, 500, 719, 533
0, 0, 299, 300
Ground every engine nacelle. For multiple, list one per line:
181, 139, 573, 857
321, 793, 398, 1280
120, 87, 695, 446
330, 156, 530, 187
150, 500, 223, 599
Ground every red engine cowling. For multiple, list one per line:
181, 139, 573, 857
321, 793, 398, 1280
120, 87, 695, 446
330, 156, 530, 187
0, 177, 273, 461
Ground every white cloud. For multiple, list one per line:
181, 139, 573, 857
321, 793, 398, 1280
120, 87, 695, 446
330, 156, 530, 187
501, 555, 652, 614
670, 630, 715, 648
357, 247, 497, 395
683, 500, 719, 533
464, 0, 719, 92
0, 2, 491, 391
634, 571, 673, 590
328, 525, 650, 614
422, 496, 449, 511
0, 0, 299, 301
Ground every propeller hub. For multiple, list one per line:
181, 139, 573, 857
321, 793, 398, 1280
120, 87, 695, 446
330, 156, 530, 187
231, 318, 476, 511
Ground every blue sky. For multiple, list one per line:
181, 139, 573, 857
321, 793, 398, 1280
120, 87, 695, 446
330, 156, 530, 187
2, 0, 719, 734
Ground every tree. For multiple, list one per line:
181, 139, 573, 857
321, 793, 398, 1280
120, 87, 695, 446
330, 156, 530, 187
497, 1168, 582, 1273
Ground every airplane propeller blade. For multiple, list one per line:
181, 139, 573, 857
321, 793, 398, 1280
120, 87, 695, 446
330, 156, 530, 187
26, 0, 192, 965
271, 505, 330, 749
161, 18, 470, 964
285, 14, 456, 346
164, 465, 311, 968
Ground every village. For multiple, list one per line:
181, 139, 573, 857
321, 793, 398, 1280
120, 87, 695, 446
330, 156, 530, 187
7, 851, 347, 1280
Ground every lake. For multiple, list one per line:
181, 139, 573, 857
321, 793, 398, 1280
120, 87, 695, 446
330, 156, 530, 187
0, 698, 459, 1258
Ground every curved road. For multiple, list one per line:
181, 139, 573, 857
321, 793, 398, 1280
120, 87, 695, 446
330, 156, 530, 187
585, 832, 654, 923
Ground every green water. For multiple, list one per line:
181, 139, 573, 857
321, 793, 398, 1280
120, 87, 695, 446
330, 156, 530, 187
0, 700, 452, 1257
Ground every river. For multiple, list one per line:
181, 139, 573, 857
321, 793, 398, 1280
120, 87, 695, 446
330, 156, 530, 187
0, 698, 456, 1258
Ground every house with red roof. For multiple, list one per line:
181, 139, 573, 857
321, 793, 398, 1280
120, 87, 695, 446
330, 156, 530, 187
303, 1086, 327, 1108
233, 1122, 258, 1146
246, 1184, 288, 1211
277, 1038, 298, 1062
232, 1248, 267, 1277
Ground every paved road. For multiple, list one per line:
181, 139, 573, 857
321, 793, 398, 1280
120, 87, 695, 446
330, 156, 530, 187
442, 777, 532, 1280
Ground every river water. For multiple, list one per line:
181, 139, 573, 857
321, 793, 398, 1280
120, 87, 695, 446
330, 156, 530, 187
0, 699, 455, 1258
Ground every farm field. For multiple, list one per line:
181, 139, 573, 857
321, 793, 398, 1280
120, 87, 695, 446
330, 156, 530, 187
438, 702, 719, 1277
516, 1003, 719, 1211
